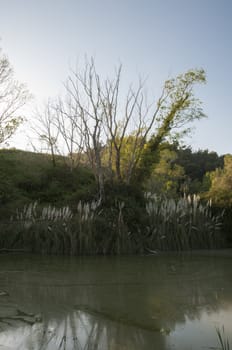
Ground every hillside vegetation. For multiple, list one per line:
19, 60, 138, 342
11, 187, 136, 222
0, 149, 97, 218
0, 147, 231, 255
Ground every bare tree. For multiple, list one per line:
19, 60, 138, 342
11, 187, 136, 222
63, 59, 106, 197
62, 60, 148, 190
31, 100, 60, 167
56, 58, 206, 195
0, 47, 30, 145
54, 95, 85, 171
100, 69, 152, 183
32, 97, 85, 170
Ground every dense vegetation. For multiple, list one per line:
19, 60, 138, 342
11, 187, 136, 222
0, 146, 231, 255
0, 149, 97, 216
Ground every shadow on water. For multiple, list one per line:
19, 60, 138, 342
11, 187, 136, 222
0, 251, 232, 349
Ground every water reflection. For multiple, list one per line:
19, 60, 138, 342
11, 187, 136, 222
0, 252, 232, 349
0, 309, 165, 349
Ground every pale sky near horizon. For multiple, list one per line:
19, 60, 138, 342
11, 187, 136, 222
0, 0, 231, 155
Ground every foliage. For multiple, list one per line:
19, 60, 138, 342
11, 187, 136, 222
175, 146, 223, 193
0, 149, 97, 218
137, 69, 206, 182
144, 148, 185, 197
206, 155, 232, 206
177, 147, 223, 180
139, 141, 224, 197
0, 147, 230, 254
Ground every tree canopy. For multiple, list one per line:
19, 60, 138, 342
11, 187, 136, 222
206, 154, 232, 206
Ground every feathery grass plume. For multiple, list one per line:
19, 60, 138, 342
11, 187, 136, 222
76, 199, 101, 254
1, 192, 224, 255
9, 202, 75, 254
114, 200, 130, 254
145, 194, 223, 251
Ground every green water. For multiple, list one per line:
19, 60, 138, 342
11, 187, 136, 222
0, 251, 232, 349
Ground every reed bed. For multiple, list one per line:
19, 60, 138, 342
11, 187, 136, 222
0, 194, 224, 255
145, 194, 224, 251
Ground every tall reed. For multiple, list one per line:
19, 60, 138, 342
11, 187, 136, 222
5, 201, 99, 254
145, 194, 224, 251
0, 194, 224, 255
216, 326, 231, 350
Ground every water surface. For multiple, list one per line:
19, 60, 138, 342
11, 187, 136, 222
0, 251, 232, 349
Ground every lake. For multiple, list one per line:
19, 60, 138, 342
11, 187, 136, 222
0, 251, 232, 349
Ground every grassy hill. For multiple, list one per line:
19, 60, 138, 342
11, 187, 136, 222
0, 149, 97, 218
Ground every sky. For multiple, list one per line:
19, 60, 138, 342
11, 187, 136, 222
0, 0, 231, 154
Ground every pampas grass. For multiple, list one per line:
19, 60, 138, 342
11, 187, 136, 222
145, 194, 223, 251
0, 194, 224, 255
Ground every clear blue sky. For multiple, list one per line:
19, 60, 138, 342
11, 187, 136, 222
0, 0, 231, 154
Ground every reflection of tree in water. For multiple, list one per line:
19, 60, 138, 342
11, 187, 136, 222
0, 309, 165, 349
0, 253, 232, 349
143, 254, 232, 327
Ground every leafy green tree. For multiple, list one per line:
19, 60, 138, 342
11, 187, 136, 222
0, 47, 30, 145
206, 154, 232, 206
137, 69, 206, 182
176, 147, 223, 181
175, 147, 223, 194
144, 148, 185, 197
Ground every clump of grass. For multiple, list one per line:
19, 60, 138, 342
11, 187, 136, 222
3, 200, 101, 255
145, 194, 224, 251
8, 202, 74, 254
0, 193, 224, 255
75, 199, 101, 254
216, 326, 231, 350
